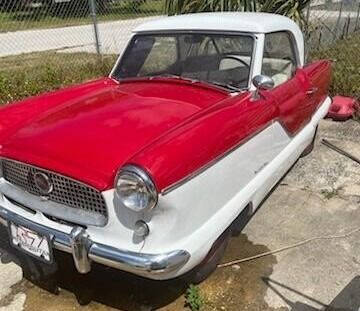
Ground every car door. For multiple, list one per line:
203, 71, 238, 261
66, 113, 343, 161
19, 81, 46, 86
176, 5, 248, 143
261, 31, 309, 136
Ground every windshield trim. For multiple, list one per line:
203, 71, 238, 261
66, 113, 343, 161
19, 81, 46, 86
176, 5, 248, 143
110, 31, 256, 92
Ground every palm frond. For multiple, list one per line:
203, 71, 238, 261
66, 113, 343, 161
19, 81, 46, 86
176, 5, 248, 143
163, 0, 311, 28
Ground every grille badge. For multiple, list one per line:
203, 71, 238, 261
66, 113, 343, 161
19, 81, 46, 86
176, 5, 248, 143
33, 172, 53, 195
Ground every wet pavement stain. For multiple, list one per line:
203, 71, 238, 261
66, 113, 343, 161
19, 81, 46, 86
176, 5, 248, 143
198, 233, 286, 311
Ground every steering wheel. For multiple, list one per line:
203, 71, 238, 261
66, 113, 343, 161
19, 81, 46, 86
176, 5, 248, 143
220, 55, 251, 69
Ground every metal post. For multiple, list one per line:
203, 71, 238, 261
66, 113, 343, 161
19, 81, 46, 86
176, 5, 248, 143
89, 0, 101, 55
335, 1, 343, 39
356, 2, 360, 31
305, 3, 311, 39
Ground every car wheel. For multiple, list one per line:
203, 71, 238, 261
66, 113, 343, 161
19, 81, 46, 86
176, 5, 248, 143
301, 126, 318, 157
183, 229, 231, 284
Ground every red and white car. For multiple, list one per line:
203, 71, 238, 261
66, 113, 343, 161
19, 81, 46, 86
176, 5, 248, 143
0, 13, 331, 282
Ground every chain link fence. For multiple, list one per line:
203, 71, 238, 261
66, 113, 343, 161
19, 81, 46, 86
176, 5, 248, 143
0, 0, 359, 103
1, 0, 359, 59
306, 0, 360, 97
306, 0, 360, 51
0, 0, 162, 57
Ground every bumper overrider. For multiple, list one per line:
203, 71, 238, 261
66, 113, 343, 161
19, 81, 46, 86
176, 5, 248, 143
0, 206, 190, 278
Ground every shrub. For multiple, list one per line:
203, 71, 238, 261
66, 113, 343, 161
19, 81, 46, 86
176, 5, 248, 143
310, 33, 360, 99
164, 0, 310, 27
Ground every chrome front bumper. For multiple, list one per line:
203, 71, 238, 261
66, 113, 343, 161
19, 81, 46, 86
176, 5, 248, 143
0, 206, 190, 278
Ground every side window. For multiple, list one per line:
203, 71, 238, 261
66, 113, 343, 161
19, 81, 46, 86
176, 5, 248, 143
262, 32, 298, 87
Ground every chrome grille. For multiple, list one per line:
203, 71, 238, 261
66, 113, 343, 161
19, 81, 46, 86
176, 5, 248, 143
1, 159, 107, 218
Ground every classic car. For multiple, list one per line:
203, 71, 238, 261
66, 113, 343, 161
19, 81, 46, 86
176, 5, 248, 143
0, 12, 331, 283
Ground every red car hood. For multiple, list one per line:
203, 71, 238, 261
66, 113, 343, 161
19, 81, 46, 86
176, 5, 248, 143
0, 79, 228, 190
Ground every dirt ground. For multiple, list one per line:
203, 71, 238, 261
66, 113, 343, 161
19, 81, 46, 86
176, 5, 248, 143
0, 118, 359, 311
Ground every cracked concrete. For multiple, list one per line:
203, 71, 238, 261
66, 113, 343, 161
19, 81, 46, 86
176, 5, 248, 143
0, 119, 359, 310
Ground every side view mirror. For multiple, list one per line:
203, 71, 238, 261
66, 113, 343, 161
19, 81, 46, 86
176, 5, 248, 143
251, 75, 275, 100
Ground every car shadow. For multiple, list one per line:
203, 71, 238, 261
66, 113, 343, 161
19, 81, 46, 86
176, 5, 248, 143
263, 276, 360, 311
54, 251, 188, 309
0, 225, 187, 310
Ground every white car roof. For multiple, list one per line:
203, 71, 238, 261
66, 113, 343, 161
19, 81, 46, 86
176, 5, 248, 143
135, 12, 298, 34
134, 12, 304, 64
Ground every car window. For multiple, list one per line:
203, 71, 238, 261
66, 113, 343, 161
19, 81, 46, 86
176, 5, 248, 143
261, 32, 298, 87
113, 33, 254, 91
139, 37, 178, 76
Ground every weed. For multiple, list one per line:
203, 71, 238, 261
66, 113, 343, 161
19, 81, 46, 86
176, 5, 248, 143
0, 52, 116, 106
321, 187, 341, 200
310, 33, 360, 100
185, 284, 204, 311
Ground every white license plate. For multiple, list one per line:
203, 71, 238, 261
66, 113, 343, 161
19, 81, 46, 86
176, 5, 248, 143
9, 223, 52, 263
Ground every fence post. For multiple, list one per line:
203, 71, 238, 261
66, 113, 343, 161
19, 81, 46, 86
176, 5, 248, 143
305, 2, 311, 38
356, 2, 360, 31
89, 0, 101, 55
334, 1, 343, 39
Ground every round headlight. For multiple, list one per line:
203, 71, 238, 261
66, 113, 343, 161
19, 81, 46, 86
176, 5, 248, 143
115, 165, 158, 212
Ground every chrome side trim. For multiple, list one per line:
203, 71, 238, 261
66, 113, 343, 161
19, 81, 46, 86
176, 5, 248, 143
0, 180, 106, 227
0, 206, 190, 277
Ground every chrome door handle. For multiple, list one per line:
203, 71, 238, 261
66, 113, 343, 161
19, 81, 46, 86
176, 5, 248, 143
306, 87, 318, 95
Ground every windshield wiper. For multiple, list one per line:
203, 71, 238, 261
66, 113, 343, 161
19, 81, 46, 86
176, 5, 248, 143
149, 74, 199, 83
141, 74, 242, 92
209, 81, 242, 92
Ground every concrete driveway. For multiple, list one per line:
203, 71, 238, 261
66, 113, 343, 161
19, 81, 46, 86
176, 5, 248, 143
0, 118, 360, 311
0, 16, 159, 57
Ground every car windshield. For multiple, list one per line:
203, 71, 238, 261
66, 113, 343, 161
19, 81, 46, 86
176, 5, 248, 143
112, 33, 254, 91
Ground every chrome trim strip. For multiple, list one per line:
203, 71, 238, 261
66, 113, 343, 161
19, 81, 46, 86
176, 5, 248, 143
88, 244, 190, 274
0, 180, 107, 227
0, 206, 190, 276
115, 164, 159, 211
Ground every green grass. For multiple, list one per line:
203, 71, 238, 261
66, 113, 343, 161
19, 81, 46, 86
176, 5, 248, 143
0, 0, 163, 32
185, 285, 205, 311
321, 187, 342, 200
310, 33, 360, 99
0, 52, 116, 105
